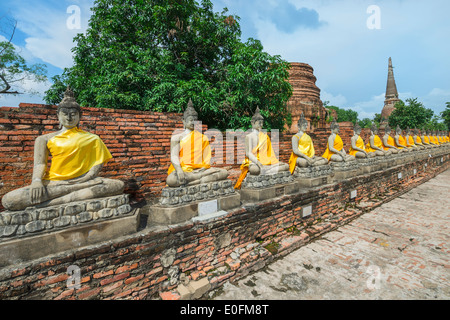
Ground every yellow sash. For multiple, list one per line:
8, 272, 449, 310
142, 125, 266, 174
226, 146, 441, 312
44, 127, 112, 181
349, 136, 365, 156
366, 135, 383, 153
167, 130, 211, 176
433, 136, 440, 145
415, 136, 423, 144
234, 131, 279, 189
322, 134, 343, 161
288, 133, 315, 174
423, 136, 430, 144
407, 136, 415, 147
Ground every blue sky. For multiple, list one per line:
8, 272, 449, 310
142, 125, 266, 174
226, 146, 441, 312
1, 0, 449, 120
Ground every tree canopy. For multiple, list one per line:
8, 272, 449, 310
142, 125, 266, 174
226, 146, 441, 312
44, 0, 292, 131
441, 102, 450, 130
387, 98, 435, 130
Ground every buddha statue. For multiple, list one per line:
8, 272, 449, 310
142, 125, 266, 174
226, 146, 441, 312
234, 107, 289, 189
348, 123, 374, 158
381, 125, 401, 153
165, 99, 228, 188
420, 129, 433, 148
288, 112, 328, 173
321, 120, 356, 162
404, 128, 419, 150
394, 125, 411, 152
365, 124, 390, 156
1, 88, 125, 211
431, 131, 440, 146
413, 128, 427, 149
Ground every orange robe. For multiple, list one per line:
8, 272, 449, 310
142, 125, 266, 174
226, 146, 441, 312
349, 136, 365, 156
366, 135, 383, 153
167, 130, 211, 176
288, 133, 315, 174
322, 134, 344, 161
396, 135, 407, 149
406, 136, 416, 147
234, 131, 279, 189
382, 136, 396, 151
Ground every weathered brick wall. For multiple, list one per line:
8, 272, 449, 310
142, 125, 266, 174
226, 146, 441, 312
0, 152, 448, 300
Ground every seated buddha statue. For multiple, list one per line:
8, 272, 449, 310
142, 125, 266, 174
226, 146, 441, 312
348, 123, 374, 159
404, 128, 419, 150
431, 131, 440, 146
321, 120, 356, 162
1, 88, 124, 211
365, 124, 390, 156
394, 125, 411, 152
165, 99, 228, 187
234, 107, 289, 189
420, 129, 433, 148
288, 112, 328, 173
413, 128, 427, 149
381, 125, 401, 154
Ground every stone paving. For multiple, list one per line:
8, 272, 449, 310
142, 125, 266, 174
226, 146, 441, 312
213, 169, 450, 300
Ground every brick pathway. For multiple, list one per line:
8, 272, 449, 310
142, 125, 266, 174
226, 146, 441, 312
213, 169, 450, 300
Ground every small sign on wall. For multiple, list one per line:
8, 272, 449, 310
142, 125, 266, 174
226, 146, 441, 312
413, 169, 417, 175
398, 172, 402, 179
302, 205, 312, 218
350, 190, 357, 199
198, 200, 218, 216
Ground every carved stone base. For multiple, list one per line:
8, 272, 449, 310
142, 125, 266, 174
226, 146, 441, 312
330, 161, 360, 182
146, 180, 240, 225
0, 194, 139, 267
239, 171, 298, 202
293, 165, 333, 188
146, 193, 240, 225
357, 157, 387, 174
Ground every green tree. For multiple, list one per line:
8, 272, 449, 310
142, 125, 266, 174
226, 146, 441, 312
325, 105, 358, 124
357, 118, 372, 129
0, 20, 47, 95
44, 0, 292, 131
441, 102, 450, 130
387, 98, 434, 129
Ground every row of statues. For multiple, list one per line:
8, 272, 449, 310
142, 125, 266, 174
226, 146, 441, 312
1, 88, 449, 213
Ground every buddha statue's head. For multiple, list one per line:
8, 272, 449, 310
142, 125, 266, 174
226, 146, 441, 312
370, 124, 378, 135
413, 128, 419, 135
251, 107, 264, 130
182, 99, 198, 130
396, 125, 403, 135
353, 123, 362, 135
57, 87, 81, 129
384, 124, 392, 136
330, 119, 339, 134
297, 112, 308, 132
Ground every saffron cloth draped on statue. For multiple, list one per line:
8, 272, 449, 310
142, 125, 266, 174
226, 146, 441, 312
366, 135, 383, 153
234, 131, 279, 189
322, 134, 344, 161
288, 133, 315, 174
348, 136, 365, 156
167, 130, 211, 176
44, 127, 112, 181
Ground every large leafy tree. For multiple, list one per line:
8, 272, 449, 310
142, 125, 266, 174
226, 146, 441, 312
387, 98, 434, 129
324, 104, 358, 124
44, 0, 292, 131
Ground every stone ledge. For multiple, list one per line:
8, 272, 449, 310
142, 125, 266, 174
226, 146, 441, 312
240, 181, 298, 202
0, 194, 133, 240
0, 208, 140, 268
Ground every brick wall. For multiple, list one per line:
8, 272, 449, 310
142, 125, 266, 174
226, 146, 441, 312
0, 151, 448, 300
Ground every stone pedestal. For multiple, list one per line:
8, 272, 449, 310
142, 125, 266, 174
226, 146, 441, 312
145, 180, 240, 225
330, 161, 360, 182
293, 164, 333, 188
0, 194, 139, 267
239, 171, 298, 202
